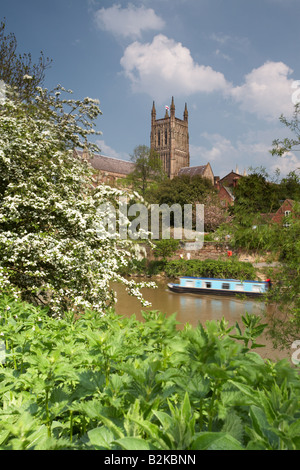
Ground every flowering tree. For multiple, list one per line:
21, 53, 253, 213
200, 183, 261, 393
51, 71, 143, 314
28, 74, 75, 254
0, 83, 153, 316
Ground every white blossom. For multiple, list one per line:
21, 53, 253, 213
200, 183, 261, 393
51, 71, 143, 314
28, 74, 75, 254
0, 85, 154, 316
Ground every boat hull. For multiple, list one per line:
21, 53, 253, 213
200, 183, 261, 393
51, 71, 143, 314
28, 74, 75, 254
167, 283, 264, 298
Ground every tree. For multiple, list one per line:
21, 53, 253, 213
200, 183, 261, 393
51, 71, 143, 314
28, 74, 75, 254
0, 83, 154, 316
270, 103, 300, 157
266, 104, 300, 349
0, 18, 52, 101
231, 168, 281, 224
153, 239, 180, 261
203, 193, 232, 232
127, 145, 166, 197
151, 174, 216, 206
266, 205, 300, 349
278, 170, 300, 201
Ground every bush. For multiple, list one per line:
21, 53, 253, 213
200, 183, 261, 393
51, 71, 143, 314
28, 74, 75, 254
164, 259, 257, 280
153, 239, 180, 260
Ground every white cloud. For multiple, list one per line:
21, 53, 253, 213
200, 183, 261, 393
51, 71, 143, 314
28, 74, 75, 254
94, 4, 165, 39
120, 34, 230, 101
96, 139, 129, 160
190, 132, 300, 178
119, 31, 296, 123
215, 49, 232, 62
270, 152, 300, 176
230, 61, 295, 121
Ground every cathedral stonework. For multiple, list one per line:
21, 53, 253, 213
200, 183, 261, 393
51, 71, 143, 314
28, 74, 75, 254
150, 97, 190, 179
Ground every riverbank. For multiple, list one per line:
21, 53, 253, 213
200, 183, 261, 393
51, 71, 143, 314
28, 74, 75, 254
129, 241, 281, 281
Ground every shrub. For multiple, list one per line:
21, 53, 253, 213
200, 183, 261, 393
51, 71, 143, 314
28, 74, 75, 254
0, 295, 299, 450
164, 259, 257, 280
153, 239, 180, 260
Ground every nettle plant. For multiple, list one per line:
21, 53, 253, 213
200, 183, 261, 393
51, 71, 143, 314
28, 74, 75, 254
0, 83, 154, 316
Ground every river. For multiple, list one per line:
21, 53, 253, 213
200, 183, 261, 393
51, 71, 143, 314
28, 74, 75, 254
112, 277, 290, 363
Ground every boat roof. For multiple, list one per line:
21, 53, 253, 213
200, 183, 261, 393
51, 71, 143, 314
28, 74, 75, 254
179, 276, 266, 284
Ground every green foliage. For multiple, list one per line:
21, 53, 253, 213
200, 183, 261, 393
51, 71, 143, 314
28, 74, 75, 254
118, 257, 257, 280
0, 80, 153, 315
230, 218, 281, 252
232, 169, 281, 221
231, 167, 300, 227
1, 295, 298, 450
150, 174, 216, 206
271, 103, 300, 158
126, 145, 166, 197
266, 204, 300, 349
153, 239, 180, 260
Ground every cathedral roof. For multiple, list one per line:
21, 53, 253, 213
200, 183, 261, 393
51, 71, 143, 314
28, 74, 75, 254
178, 165, 208, 177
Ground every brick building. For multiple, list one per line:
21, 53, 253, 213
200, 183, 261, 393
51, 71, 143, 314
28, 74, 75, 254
271, 199, 295, 224
73, 149, 135, 185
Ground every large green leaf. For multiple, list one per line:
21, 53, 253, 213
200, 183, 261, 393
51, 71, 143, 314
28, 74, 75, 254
114, 437, 156, 450
191, 432, 244, 450
87, 426, 115, 450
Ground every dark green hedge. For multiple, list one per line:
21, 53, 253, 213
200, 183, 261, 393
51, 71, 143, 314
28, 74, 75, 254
164, 259, 257, 280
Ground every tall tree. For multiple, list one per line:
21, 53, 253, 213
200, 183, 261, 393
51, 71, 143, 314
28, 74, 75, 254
127, 145, 166, 197
267, 104, 300, 349
231, 169, 281, 224
151, 174, 216, 207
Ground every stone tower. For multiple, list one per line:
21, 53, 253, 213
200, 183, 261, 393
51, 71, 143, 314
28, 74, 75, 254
150, 97, 190, 178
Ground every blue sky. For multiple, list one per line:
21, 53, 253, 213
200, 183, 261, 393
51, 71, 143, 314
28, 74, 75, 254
2, 0, 300, 178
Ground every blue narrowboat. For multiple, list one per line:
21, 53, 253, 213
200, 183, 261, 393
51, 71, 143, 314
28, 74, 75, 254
167, 277, 271, 297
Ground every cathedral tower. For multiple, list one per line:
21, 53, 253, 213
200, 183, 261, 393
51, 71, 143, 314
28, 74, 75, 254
150, 97, 190, 179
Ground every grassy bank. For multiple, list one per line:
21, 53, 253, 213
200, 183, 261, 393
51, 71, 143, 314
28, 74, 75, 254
0, 295, 299, 450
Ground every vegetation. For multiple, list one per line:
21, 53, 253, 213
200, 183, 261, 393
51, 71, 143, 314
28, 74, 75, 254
126, 145, 166, 198
120, 257, 257, 281
153, 239, 180, 261
163, 259, 257, 280
0, 295, 299, 450
0, 20, 156, 316
149, 174, 215, 206
0, 20, 299, 452
265, 204, 300, 349
231, 167, 300, 225
231, 169, 281, 221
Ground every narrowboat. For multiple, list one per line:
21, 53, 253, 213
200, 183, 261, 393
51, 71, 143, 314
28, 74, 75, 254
167, 277, 271, 297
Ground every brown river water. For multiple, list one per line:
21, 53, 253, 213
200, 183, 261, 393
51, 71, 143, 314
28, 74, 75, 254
112, 278, 290, 363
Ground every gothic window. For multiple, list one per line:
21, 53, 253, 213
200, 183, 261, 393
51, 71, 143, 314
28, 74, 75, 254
157, 130, 160, 146
165, 130, 168, 145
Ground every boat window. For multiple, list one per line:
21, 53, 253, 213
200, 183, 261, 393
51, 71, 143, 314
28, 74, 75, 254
252, 285, 262, 293
222, 283, 230, 290
235, 284, 244, 291
205, 282, 212, 288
